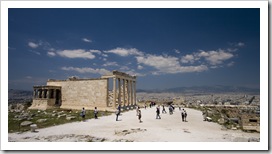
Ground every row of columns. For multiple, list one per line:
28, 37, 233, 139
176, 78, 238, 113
33, 88, 57, 99
112, 77, 136, 108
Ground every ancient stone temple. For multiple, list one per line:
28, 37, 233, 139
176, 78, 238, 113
29, 71, 137, 111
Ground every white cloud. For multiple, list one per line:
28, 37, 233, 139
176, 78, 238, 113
227, 61, 235, 67
47, 51, 56, 57
61, 67, 110, 75
120, 64, 141, 76
105, 48, 144, 57
90, 50, 101, 54
181, 54, 195, 64
230, 42, 245, 47
180, 49, 235, 67
136, 54, 208, 74
178, 65, 209, 73
28, 40, 53, 51
137, 65, 143, 70
28, 42, 39, 48
136, 55, 180, 70
39, 40, 51, 50
125, 70, 146, 77
210, 66, 219, 69
102, 54, 108, 57
120, 66, 130, 71
198, 50, 233, 65
49, 48, 55, 51
57, 49, 95, 59
103, 58, 107, 61
198, 50, 210, 57
174, 49, 180, 54
236, 42, 245, 47
151, 71, 160, 75
82, 38, 92, 43
227, 48, 238, 52
102, 61, 119, 67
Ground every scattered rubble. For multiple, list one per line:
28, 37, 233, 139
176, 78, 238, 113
36, 119, 47, 123
114, 128, 147, 136
9, 134, 108, 142
66, 116, 76, 120
20, 121, 33, 127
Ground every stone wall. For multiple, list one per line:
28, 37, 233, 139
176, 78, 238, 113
47, 79, 108, 110
241, 114, 260, 132
29, 99, 58, 110
47, 99, 56, 106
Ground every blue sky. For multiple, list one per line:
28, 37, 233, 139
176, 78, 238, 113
8, 8, 260, 90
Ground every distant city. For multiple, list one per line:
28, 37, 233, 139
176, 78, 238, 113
8, 85, 259, 105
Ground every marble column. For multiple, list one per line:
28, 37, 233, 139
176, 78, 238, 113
47, 89, 50, 99
130, 80, 133, 106
33, 89, 36, 98
113, 77, 116, 108
134, 81, 136, 105
106, 78, 109, 107
127, 80, 130, 106
37, 90, 40, 98
118, 78, 121, 106
123, 79, 126, 106
41, 89, 45, 98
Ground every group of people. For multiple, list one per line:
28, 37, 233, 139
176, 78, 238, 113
80, 104, 187, 123
80, 107, 99, 121
157, 105, 188, 122
149, 101, 156, 108
181, 108, 187, 122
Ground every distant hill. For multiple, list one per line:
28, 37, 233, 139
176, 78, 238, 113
8, 89, 32, 104
137, 85, 260, 94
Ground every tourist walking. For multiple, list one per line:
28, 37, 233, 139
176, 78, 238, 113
138, 109, 142, 123
118, 104, 121, 113
156, 106, 161, 119
81, 107, 86, 121
162, 105, 167, 114
171, 104, 175, 111
181, 109, 185, 122
94, 107, 98, 119
136, 106, 139, 116
169, 105, 173, 115
116, 109, 120, 121
184, 109, 187, 122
